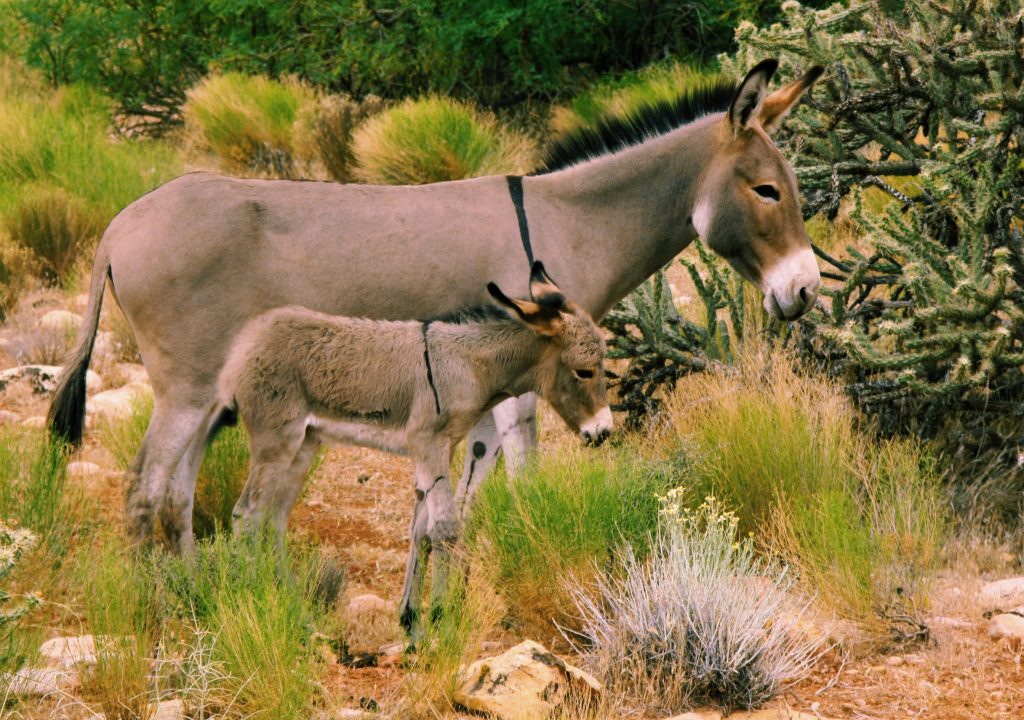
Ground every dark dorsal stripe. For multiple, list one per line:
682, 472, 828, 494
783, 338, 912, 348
506, 175, 534, 265
421, 321, 441, 415
533, 76, 738, 175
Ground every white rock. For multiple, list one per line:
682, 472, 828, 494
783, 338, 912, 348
0, 667, 79, 697
979, 577, 1024, 611
67, 462, 103, 478
39, 635, 98, 669
336, 710, 373, 719
987, 613, 1024, 647
21, 416, 46, 429
151, 698, 185, 720
38, 310, 81, 335
0, 364, 99, 395
347, 593, 388, 615
664, 712, 722, 720
88, 383, 150, 422
455, 640, 602, 720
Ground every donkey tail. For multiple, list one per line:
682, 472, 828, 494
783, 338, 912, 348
47, 245, 111, 447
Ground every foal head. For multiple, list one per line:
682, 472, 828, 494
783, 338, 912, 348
694, 59, 825, 320
488, 262, 611, 446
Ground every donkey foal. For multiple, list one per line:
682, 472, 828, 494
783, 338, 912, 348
216, 262, 611, 637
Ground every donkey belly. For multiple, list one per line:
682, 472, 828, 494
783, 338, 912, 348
306, 415, 409, 456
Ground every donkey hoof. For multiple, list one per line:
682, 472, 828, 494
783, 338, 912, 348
398, 604, 418, 633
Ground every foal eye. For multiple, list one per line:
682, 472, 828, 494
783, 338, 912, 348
754, 184, 781, 202
574, 368, 595, 380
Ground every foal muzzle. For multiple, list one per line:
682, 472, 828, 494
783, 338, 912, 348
580, 406, 613, 447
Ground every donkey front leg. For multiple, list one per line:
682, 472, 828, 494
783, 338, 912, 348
493, 393, 538, 476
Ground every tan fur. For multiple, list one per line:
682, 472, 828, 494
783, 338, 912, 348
219, 271, 609, 639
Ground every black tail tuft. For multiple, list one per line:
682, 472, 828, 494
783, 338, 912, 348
47, 367, 88, 447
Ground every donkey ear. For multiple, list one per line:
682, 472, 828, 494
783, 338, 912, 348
487, 282, 563, 337
529, 261, 566, 310
759, 65, 824, 135
728, 59, 779, 133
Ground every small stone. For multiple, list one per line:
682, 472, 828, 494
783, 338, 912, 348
336, 710, 373, 719
988, 613, 1024, 647
886, 655, 905, 667
455, 640, 602, 720
116, 363, 149, 385
0, 410, 19, 425
979, 577, 1024, 612
21, 416, 46, 429
347, 593, 388, 615
0, 667, 79, 697
38, 310, 81, 335
151, 698, 185, 720
664, 711, 722, 720
480, 640, 501, 652
39, 635, 99, 669
67, 462, 103, 478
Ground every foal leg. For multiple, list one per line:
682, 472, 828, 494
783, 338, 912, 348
399, 441, 458, 644
231, 424, 308, 546
492, 393, 538, 476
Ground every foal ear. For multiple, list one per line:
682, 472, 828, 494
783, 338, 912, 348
728, 59, 779, 134
529, 261, 566, 310
759, 65, 824, 135
487, 282, 564, 337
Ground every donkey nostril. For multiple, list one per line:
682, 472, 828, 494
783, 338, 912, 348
798, 286, 808, 304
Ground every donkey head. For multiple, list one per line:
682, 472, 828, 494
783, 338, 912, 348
694, 59, 825, 320
487, 262, 612, 446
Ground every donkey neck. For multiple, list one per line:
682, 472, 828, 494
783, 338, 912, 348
526, 114, 723, 319
429, 320, 545, 405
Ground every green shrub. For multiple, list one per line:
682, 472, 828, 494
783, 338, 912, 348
184, 73, 318, 178
572, 496, 821, 714
662, 351, 946, 640
351, 96, 535, 185
0, 523, 41, 677
7, 185, 104, 285
158, 533, 330, 719
469, 445, 677, 637
551, 63, 720, 139
0, 429, 83, 576
80, 542, 161, 720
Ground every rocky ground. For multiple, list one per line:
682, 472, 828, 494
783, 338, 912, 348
2, 294, 1024, 719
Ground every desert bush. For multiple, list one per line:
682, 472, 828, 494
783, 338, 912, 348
571, 496, 821, 714
0, 237, 38, 320
2, 290, 78, 365
158, 533, 330, 719
352, 96, 536, 185
80, 542, 161, 720
6, 185, 104, 286
0, 523, 41, 677
662, 351, 946, 639
184, 73, 318, 178
716, 0, 1024, 522
469, 445, 677, 637
302, 94, 385, 183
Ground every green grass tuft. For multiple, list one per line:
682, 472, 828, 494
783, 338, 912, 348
468, 444, 679, 637
352, 96, 536, 185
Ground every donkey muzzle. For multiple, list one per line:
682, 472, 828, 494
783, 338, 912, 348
581, 406, 613, 447
762, 248, 821, 320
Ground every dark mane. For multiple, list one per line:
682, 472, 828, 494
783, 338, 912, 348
533, 76, 738, 175
425, 303, 509, 326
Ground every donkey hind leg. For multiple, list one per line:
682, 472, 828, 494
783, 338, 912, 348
232, 426, 314, 546
159, 404, 225, 556
454, 412, 502, 519
493, 393, 538, 475
124, 402, 210, 550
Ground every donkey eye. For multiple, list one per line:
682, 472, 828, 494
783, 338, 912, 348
754, 184, 781, 202
574, 368, 595, 380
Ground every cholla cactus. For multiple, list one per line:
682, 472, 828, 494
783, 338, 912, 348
720, 0, 1024, 518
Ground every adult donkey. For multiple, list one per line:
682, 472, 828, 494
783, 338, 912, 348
49, 59, 824, 553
